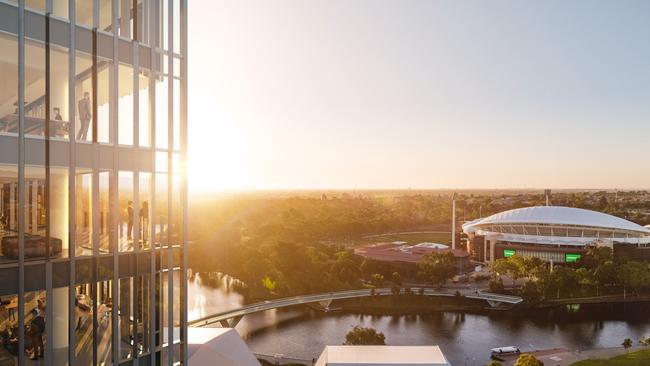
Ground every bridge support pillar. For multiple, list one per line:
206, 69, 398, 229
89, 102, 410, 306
486, 300, 504, 308
229, 315, 244, 327
219, 315, 244, 328
318, 299, 333, 310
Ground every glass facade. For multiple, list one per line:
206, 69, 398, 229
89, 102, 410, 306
0, 0, 187, 365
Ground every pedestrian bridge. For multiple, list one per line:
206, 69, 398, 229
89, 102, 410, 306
188, 287, 523, 328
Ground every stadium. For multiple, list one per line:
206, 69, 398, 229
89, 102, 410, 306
462, 206, 650, 264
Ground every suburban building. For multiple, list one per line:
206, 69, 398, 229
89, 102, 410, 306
355, 242, 470, 275
0, 0, 188, 364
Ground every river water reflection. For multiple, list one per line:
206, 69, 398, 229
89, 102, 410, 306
189, 273, 650, 366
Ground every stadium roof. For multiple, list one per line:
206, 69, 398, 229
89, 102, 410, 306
464, 206, 650, 234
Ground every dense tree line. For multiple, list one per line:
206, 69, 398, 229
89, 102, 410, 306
188, 191, 650, 300
490, 247, 650, 303
417, 252, 457, 287
190, 194, 463, 245
189, 194, 462, 299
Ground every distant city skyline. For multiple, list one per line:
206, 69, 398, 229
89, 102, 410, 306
188, 0, 650, 192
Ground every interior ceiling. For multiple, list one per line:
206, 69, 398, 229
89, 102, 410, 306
0, 35, 57, 116
0, 10, 151, 117
0, 165, 63, 181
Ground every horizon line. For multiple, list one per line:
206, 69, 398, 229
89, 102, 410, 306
189, 187, 650, 194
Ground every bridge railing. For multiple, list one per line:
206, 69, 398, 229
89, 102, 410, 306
188, 287, 523, 327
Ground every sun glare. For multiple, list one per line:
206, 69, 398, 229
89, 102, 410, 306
188, 117, 253, 193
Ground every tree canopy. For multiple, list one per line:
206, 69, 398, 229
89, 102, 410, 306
513, 353, 544, 366
343, 326, 386, 345
622, 338, 633, 352
417, 252, 456, 287
489, 252, 650, 302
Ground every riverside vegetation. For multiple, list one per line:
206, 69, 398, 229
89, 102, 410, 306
189, 191, 650, 303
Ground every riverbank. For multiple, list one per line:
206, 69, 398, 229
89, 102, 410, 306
533, 294, 650, 308
491, 346, 649, 366
569, 346, 649, 366
328, 293, 650, 317
336, 293, 489, 314
254, 346, 650, 366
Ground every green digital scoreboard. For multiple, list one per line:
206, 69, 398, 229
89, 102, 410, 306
565, 253, 582, 263
503, 249, 516, 257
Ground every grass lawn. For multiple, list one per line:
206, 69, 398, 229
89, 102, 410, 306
570, 349, 650, 366
363, 232, 452, 245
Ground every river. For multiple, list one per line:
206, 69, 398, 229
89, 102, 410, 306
188, 273, 650, 366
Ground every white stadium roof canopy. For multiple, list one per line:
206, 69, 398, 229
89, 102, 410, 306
463, 206, 650, 235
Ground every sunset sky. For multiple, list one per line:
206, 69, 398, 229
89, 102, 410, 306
188, 0, 650, 192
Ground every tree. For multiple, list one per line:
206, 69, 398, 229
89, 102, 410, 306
519, 281, 542, 303
343, 326, 386, 345
488, 277, 505, 293
618, 261, 650, 298
261, 276, 277, 292
576, 268, 595, 296
510, 255, 544, 280
391, 286, 401, 296
622, 338, 633, 352
487, 361, 503, 366
550, 266, 579, 299
370, 273, 385, 287
513, 353, 543, 366
359, 258, 371, 274
391, 271, 402, 286
580, 246, 613, 269
639, 336, 650, 348
417, 252, 456, 287
598, 195, 608, 210
593, 261, 617, 297
492, 258, 520, 286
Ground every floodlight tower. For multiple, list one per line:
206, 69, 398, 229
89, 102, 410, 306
452, 192, 457, 250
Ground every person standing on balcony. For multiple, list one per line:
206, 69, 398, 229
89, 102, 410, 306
140, 201, 149, 244
76, 92, 92, 141
53, 107, 62, 121
29, 307, 45, 360
127, 201, 134, 241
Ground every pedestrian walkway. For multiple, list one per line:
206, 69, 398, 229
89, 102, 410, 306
501, 345, 645, 366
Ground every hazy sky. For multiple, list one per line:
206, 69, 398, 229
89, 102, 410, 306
188, 0, 650, 192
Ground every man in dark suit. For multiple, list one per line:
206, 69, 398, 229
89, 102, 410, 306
76, 91, 92, 140
53, 107, 63, 121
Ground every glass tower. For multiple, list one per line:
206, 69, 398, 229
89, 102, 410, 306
0, 0, 188, 365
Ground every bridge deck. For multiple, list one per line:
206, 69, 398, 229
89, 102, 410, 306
189, 288, 522, 328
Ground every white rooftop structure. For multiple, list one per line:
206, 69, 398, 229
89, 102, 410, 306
315, 346, 451, 366
412, 243, 449, 249
462, 206, 650, 245
187, 327, 260, 366
474, 206, 649, 233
